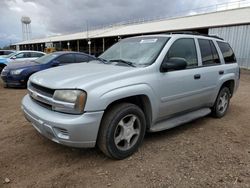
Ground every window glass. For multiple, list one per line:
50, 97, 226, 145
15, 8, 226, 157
24, 52, 31, 58
15, 53, 25, 58
166, 38, 198, 68
75, 54, 89, 63
31, 52, 44, 57
198, 39, 220, 65
217, 41, 236, 64
210, 41, 220, 64
99, 37, 169, 66
198, 39, 214, 65
56, 54, 74, 64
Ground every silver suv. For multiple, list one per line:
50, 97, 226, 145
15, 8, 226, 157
21, 34, 240, 159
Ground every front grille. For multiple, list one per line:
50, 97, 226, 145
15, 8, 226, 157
29, 82, 55, 109
31, 97, 52, 110
30, 82, 55, 97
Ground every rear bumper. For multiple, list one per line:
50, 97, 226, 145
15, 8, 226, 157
22, 95, 104, 148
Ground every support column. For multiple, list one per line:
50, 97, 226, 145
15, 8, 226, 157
77, 40, 80, 52
102, 38, 105, 52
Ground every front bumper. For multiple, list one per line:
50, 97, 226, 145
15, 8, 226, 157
1, 74, 27, 87
22, 95, 104, 148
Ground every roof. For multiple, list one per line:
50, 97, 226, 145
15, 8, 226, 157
15, 7, 250, 45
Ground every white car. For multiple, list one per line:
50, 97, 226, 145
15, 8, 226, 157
5, 50, 45, 62
0, 51, 46, 73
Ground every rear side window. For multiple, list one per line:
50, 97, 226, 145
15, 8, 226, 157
198, 39, 220, 66
31, 52, 44, 58
56, 54, 74, 64
75, 54, 89, 63
217, 41, 236, 64
166, 38, 198, 68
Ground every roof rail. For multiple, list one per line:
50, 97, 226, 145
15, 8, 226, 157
166, 31, 224, 40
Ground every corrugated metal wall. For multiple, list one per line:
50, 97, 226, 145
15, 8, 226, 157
209, 24, 250, 69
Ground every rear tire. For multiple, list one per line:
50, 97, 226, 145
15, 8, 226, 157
97, 103, 146, 159
211, 87, 231, 118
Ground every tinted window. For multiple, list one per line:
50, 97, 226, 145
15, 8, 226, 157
31, 52, 44, 57
0, 52, 4, 55
210, 41, 220, 64
75, 54, 89, 63
15, 53, 26, 58
56, 54, 74, 64
166, 38, 198, 68
198, 39, 220, 65
217, 41, 236, 64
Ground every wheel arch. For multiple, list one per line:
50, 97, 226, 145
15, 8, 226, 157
102, 95, 153, 131
220, 79, 235, 97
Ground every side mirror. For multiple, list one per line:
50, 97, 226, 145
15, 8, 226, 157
11, 56, 16, 60
160, 58, 187, 72
51, 60, 60, 67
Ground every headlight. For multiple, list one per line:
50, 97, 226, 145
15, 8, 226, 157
11, 69, 25, 75
52, 90, 87, 114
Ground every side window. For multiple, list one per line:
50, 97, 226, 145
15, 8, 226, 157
31, 52, 44, 58
198, 39, 220, 65
75, 54, 89, 63
15, 53, 25, 58
24, 52, 31, 58
210, 41, 220, 64
56, 54, 74, 64
217, 41, 236, 64
166, 38, 198, 68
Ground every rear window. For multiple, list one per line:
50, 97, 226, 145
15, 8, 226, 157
217, 41, 236, 64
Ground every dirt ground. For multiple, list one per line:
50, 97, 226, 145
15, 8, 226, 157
0, 70, 249, 188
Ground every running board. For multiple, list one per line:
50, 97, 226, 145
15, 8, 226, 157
150, 108, 211, 132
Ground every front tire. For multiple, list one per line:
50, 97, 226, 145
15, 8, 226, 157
97, 103, 146, 159
212, 87, 231, 118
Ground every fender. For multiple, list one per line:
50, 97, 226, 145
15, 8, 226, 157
85, 83, 160, 122
212, 72, 237, 102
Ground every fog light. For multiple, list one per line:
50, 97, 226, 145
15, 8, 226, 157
53, 127, 69, 140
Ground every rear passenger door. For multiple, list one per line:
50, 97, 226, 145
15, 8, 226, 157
196, 38, 222, 106
158, 38, 208, 119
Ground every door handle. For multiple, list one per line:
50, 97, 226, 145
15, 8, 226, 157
219, 70, 224, 75
194, 74, 201, 79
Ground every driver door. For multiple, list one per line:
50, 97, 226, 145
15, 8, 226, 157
157, 38, 206, 119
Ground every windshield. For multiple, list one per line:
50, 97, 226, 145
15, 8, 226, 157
34, 53, 59, 64
99, 37, 169, 66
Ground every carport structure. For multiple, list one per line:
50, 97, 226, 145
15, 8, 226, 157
14, 4, 250, 68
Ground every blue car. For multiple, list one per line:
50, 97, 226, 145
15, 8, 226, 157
1, 51, 96, 88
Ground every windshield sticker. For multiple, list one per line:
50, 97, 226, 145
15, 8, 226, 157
140, 39, 158, 44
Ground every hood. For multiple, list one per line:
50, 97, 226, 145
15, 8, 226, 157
30, 62, 136, 89
6, 60, 40, 70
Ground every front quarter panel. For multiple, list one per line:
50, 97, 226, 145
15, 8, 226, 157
84, 83, 159, 122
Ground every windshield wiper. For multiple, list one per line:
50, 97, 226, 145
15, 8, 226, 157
109, 59, 135, 67
96, 57, 108, 64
